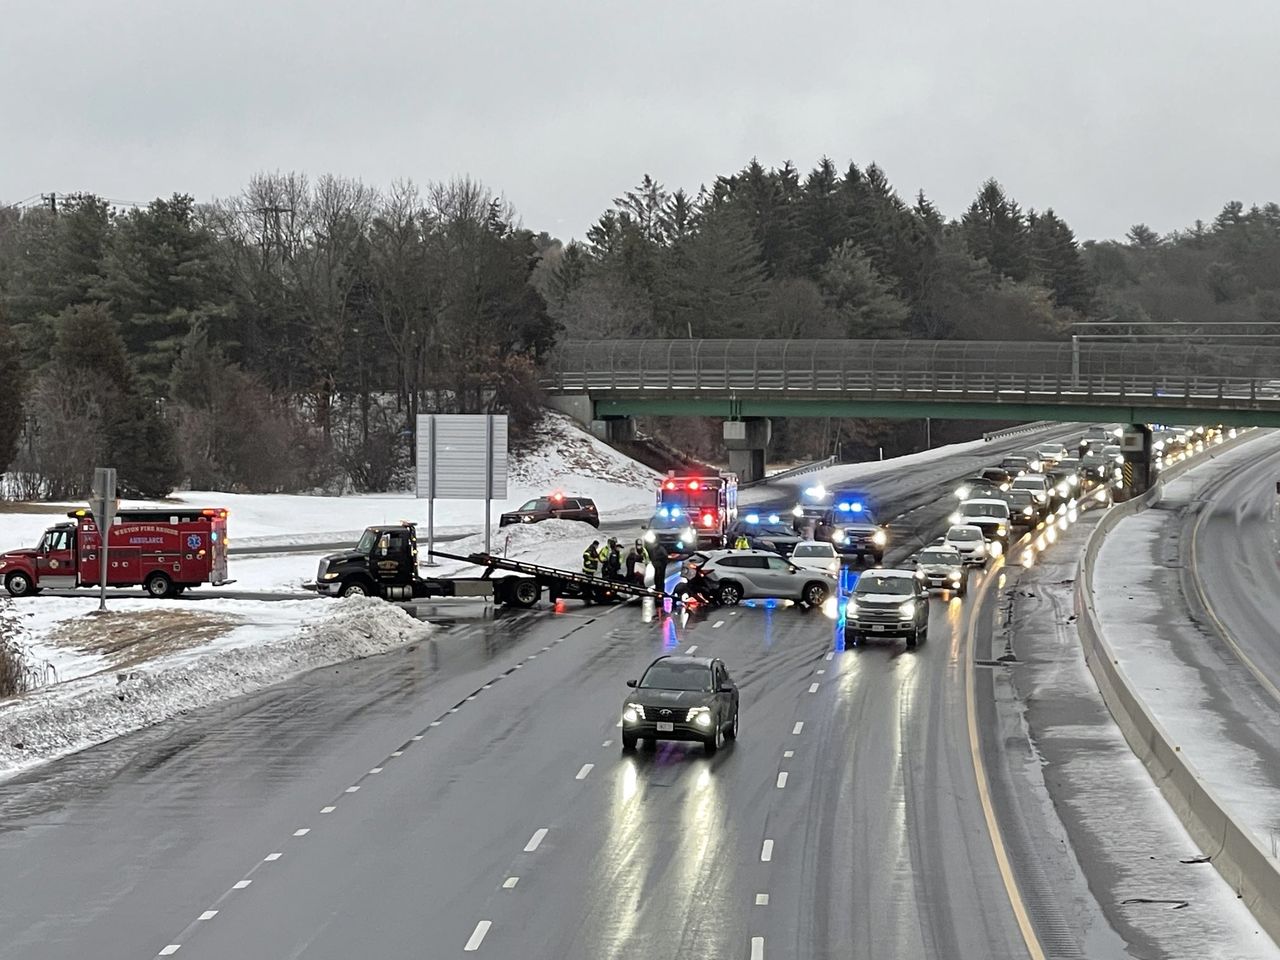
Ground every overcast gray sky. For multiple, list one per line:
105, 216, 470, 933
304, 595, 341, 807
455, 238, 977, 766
4, 0, 1276, 241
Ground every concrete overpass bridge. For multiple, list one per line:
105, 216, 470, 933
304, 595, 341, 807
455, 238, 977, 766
544, 338, 1280, 480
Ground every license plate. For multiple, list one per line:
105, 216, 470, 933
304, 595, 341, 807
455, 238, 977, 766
656, 722, 674, 732
872, 624, 885, 632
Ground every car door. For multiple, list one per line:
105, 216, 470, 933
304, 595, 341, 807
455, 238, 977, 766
729, 556, 768, 596
713, 661, 737, 723
37, 527, 77, 589
762, 554, 799, 596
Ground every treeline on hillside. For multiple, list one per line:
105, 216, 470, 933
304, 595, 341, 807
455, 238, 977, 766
540, 160, 1280, 460
0, 177, 556, 498
3, 159, 1278, 497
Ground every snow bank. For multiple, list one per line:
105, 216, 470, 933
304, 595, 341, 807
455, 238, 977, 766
0, 597, 431, 780
427, 518, 604, 578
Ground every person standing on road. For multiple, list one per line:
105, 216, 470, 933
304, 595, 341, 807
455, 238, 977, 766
602, 537, 622, 580
734, 532, 751, 550
582, 539, 600, 576
647, 538, 669, 592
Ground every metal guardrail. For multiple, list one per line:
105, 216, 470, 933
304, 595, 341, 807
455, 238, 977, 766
1076, 429, 1280, 942
981, 421, 1059, 442
544, 340, 1280, 412
740, 456, 836, 489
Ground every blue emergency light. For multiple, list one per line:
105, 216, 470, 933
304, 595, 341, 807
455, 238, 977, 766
837, 501, 864, 513
658, 506, 683, 519
768, 514, 780, 523
745, 513, 760, 524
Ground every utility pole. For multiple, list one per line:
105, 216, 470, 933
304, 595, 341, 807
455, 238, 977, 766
41, 193, 57, 214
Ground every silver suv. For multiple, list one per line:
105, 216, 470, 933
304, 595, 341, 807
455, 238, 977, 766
685, 549, 837, 606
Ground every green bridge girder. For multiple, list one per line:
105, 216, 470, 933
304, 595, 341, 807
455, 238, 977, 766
592, 395, 1280, 428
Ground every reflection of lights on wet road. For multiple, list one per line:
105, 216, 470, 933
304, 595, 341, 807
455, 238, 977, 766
620, 760, 639, 802
1022, 549, 1035, 566
662, 616, 679, 650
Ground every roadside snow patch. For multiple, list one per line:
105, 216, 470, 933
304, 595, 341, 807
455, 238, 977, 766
0, 596, 430, 780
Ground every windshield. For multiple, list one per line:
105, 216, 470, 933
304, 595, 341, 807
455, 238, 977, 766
639, 661, 713, 691
962, 502, 1008, 518
1003, 458, 1028, 467
517, 499, 539, 511
1008, 490, 1033, 506
855, 575, 914, 595
919, 549, 962, 565
793, 544, 834, 558
743, 522, 793, 536
947, 527, 981, 541
356, 529, 378, 553
1012, 477, 1047, 490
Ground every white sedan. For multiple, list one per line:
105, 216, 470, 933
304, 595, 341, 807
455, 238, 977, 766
788, 540, 842, 576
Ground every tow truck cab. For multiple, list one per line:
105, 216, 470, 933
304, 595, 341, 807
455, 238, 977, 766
0, 508, 231, 598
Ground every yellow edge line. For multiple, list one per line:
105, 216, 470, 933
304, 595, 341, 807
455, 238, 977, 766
964, 558, 1048, 960
1188, 477, 1280, 705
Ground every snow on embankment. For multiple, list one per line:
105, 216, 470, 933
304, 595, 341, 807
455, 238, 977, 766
0, 411, 660, 551
429, 518, 603, 577
0, 597, 430, 780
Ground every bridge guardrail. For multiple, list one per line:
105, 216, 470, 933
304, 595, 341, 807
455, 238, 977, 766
1075, 429, 1280, 943
544, 339, 1280, 413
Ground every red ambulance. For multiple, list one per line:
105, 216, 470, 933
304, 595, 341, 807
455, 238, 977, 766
0, 507, 232, 598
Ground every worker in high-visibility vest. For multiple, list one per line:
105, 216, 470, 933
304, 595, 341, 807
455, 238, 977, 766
583, 540, 601, 576
733, 533, 751, 550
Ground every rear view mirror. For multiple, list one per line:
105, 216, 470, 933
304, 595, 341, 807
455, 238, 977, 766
718, 683, 734, 693
626, 679, 638, 688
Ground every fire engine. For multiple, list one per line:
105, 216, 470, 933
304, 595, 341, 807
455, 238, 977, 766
0, 507, 232, 598
642, 472, 738, 553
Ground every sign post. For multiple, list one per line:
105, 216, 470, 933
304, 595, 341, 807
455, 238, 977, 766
415, 415, 508, 561
90, 467, 117, 614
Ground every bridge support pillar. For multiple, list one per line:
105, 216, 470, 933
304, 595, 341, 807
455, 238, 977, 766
724, 419, 771, 484
547, 393, 635, 443
1117, 423, 1153, 500
593, 417, 636, 443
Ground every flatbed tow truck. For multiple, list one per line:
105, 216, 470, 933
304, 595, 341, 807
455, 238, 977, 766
305, 523, 668, 607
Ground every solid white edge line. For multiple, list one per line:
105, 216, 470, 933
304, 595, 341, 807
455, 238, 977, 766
776, 772, 788, 788
751, 935, 765, 960
464, 920, 492, 951
575, 763, 594, 780
524, 828, 549, 852
792, 722, 803, 735
760, 839, 773, 862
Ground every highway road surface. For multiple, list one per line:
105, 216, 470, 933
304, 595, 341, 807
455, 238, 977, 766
10, 424, 1229, 960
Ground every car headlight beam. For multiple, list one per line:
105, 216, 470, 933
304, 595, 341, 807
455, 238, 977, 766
898, 601, 916, 619
872, 530, 887, 546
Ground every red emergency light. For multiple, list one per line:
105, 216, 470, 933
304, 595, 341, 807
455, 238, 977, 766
550, 492, 564, 502
701, 511, 716, 528
687, 480, 701, 491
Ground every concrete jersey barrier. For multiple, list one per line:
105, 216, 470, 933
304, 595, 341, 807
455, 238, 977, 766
1075, 429, 1280, 943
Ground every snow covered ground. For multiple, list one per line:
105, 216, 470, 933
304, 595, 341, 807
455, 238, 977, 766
1093, 436, 1280, 862
0, 411, 661, 550
0, 596, 431, 781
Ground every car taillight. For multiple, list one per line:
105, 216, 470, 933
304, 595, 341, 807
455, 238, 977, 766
688, 480, 701, 491
701, 512, 716, 528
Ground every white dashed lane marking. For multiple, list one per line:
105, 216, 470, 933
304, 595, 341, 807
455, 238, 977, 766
293, 828, 310, 837
824, 651, 834, 661
464, 920, 492, 952
755, 894, 769, 906
760, 839, 774, 862
816, 669, 825, 675
198, 909, 218, 920
601, 740, 613, 747
713, 620, 725, 629
783, 750, 794, 758
345, 786, 360, 793
390, 750, 403, 757
264, 853, 282, 862
807, 683, 820, 694
792, 722, 804, 735
524, 828, 549, 852
321, 806, 336, 814
575, 764, 594, 780
751, 936, 765, 960
369, 767, 383, 774
159, 946, 181, 957
232, 880, 251, 890
503, 877, 519, 889
686, 644, 698, 654
776, 772, 788, 789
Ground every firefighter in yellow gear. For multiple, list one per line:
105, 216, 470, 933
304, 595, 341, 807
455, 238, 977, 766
733, 534, 751, 550
582, 540, 601, 575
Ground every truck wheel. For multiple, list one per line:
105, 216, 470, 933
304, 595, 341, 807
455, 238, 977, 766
802, 581, 829, 606
717, 582, 743, 606
145, 572, 175, 599
339, 580, 370, 598
4, 571, 34, 597
508, 579, 540, 608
